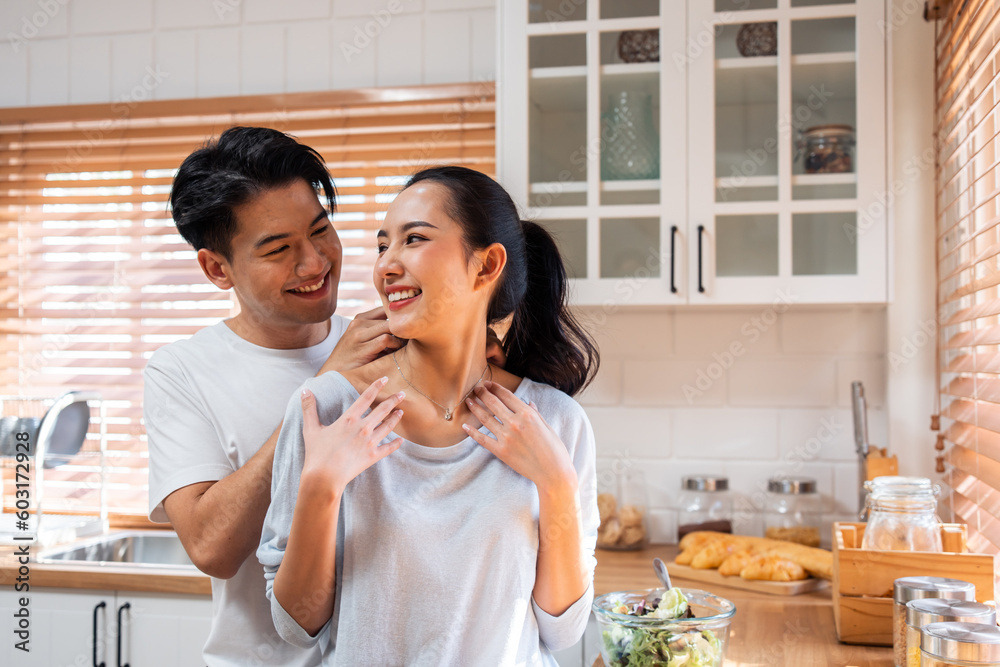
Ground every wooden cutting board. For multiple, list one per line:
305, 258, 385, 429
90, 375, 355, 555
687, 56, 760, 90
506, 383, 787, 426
669, 561, 829, 596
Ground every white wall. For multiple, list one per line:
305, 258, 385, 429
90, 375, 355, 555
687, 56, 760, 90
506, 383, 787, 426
0, 0, 496, 107
576, 305, 889, 544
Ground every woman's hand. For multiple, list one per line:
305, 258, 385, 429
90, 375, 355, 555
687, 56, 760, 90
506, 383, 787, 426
300, 377, 405, 495
463, 381, 577, 492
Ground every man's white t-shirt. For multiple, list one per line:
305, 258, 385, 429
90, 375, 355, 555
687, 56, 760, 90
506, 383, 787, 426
144, 316, 350, 667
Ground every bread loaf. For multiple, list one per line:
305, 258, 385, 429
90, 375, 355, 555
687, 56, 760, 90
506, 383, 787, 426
740, 554, 808, 582
675, 530, 833, 580
717, 549, 756, 576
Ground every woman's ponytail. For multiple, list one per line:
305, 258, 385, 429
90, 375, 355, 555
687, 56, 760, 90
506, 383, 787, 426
503, 221, 599, 396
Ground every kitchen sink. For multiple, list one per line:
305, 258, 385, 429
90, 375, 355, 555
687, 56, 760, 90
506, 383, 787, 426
35, 530, 197, 570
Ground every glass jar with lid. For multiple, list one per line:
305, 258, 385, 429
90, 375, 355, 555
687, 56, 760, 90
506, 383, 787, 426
797, 124, 855, 174
676, 475, 732, 541
862, 476, 942, 552
894, 577, 977, 667
596, 467, 649, 550
921, 622, 1000, 667
906, 600, 996, 667
763, 477, 821, 547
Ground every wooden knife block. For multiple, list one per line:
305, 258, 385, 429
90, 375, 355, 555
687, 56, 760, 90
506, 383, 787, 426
864, 452, 897, 481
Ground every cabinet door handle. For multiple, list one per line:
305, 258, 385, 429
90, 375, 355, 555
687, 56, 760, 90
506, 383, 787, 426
92, 601, 106, 667
697, 224, 706, 293
670, 225, 679, 294
116, 602, 130, 667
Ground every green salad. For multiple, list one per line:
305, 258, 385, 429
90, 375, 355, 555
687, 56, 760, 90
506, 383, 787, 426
601, 589, 724, 667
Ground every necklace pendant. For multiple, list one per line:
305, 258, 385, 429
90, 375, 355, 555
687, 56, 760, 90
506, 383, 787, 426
444, 408, 452, 421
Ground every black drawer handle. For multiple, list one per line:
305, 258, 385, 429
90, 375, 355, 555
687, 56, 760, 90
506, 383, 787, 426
670, 225, 678, 294
117, 602, 131, 667
697, 224, 706, 293
93, 601, 106, 667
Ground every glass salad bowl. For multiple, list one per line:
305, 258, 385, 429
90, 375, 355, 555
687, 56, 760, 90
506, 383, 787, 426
592, 588, 736, 667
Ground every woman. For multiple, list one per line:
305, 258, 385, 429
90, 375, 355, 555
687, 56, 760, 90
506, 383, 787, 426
257, 166, 600, 665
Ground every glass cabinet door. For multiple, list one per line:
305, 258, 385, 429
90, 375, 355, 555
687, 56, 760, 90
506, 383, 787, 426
688, 0, 885, 304
502, 0, 686, 305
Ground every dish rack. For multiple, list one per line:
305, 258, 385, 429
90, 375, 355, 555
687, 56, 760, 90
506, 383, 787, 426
0, 392, 109, 546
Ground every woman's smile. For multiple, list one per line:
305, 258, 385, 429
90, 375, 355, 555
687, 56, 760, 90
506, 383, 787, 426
385, 286, 423, 310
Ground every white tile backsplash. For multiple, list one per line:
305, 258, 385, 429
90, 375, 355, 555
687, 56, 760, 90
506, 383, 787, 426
674, 310, 781, 356
197, 28, 240, 97
778, 409, 856, 462
589, 407, 670, 459
470, 7, 496, 81
588, 306, 888, 543
110, 34, 154, 101
28, 39, 69, 105
623, 358, 727, 406
286, 23, 332, 93
423, 12, 471, 84
425, 0, 495, 9
837, 357, 887, 408
375, 13, 423, 86
1, 0, 496, 107
582, 310, 674, 358
155, 0, 240, 29
71, 0, 153, 35
243, 0, 329, 23
240, 24, 285, 95
577, 359, 622, 406
783, 308, 886, 354
729, 358, 837, 407
154, 31, 197, 100
334, 0, 424, 17
70, 37, 111, 104
0, 0, 70, 41
331, 17, 378, 89
0, 48, 28, 107
673, 409, 779, 460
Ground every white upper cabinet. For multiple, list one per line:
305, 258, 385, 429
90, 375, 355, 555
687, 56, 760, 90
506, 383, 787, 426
498, 0, 887, 305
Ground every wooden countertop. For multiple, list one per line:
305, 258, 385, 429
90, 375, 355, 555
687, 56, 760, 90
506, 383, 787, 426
0, 545, 211, 596
595, 546, 893, 667
0, 536, 893, 664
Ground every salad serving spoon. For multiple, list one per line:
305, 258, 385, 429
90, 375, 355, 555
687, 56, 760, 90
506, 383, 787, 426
653, 557, 672, 590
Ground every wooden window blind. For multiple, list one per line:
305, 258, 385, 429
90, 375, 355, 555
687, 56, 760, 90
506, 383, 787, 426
0, 84, 496, 517
936, 0, 1000, 553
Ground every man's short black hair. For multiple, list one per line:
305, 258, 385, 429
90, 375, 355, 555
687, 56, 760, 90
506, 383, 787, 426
169, 126, 336, 260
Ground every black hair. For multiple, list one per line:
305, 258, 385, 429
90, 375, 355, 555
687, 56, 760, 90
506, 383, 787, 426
169, 126, 336, 260
404, 166, 600, 397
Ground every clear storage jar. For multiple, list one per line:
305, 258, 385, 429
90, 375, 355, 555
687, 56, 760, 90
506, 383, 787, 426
763, 477, 821, 547
906, 599, 996, 667
921, 622, 1000, 667
797, 124, 855, 173
676, 475, 732, 541
862, 476, 942, 552
596, 468, 649, 550
894, 577, 977, 667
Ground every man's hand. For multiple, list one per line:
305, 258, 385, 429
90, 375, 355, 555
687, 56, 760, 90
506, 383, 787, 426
318, 307, 403, 375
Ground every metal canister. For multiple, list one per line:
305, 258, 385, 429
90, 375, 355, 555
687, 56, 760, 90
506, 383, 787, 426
906, 600, 995, 667
921, 622, 1000, 666
893, 577, 977, 667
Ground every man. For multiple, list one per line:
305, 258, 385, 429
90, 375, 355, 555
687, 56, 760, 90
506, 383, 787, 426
143, 126, 402, 666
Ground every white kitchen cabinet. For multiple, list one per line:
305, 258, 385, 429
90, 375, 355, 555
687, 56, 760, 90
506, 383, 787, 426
498, 0, 887, 305
0, 588, 211, 667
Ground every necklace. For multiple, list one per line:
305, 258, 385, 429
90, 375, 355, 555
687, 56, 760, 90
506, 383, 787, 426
391, 349, 491, 421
